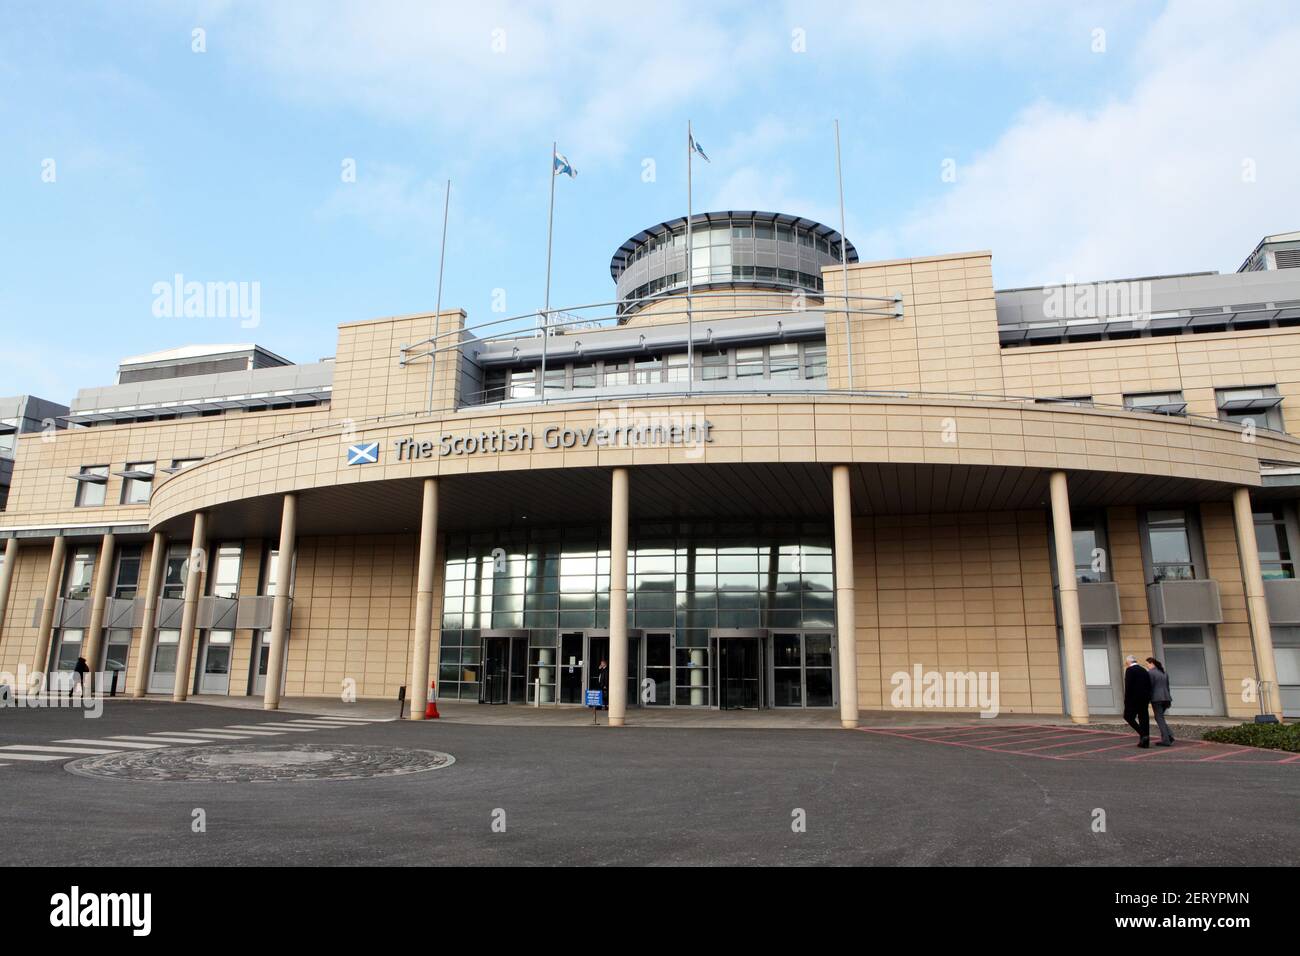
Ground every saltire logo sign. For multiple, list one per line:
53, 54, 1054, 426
346, 440, 380, 466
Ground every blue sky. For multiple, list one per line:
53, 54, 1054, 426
2, 1, 1298, 403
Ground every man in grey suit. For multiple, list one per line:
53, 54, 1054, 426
1146, 657, 1175, 747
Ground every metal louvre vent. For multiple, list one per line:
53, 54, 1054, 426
1275, 249, 1300, 269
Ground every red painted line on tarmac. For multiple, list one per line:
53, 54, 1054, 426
1197, 747, 1256, 762
1012, 733, 1130, 753
982, 730, 1103, 748
1053, 740, 1155, 758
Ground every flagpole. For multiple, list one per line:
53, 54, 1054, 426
834, 119, 853, 391
542, 141, 557, 404
686, 120, 694, 396
427, 178, 451, 414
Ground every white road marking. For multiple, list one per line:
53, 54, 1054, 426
157, 731, 250, 740
222, 723, 315, 733
4, 744, 121, 755
58, 738, 167, 750
112, 735, 212, 745
0, 752, 66, 762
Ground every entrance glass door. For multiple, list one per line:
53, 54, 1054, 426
587, 635, 610, 705
198, 631, 232, 695
1156, 626, 1223, 715
1081, 627, 1122, 714
716, 637, 763, 709
480, 635, 528, 704
148, 629, 180, 694
481, 637, 509, 704
103, 630, 130, 695
559, 632, 585, 703
253, 631, 269, 695
770, 632, 836, 708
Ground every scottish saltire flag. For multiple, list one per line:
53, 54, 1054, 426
553, 151, 576, 178
689, 133, 710, 163
346, 440, 379, 465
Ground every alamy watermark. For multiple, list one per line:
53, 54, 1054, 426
152, 274, 260, 328
890, 664, 1001, 717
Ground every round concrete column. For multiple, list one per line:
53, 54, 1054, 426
608, 467, 630, 727
408, 479, 439, 720
33, 535, 67, 679
132, 532, 167, 698
0, 537, 20, 643
1232, 486, 1286, 720
82, 532, 116, 693
172, 511, 207, 702
263, 494, 298, 710
832, 464, 859, 729
1049, 471, 1089, 724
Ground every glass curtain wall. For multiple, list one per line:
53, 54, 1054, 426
438, 520, 834, 702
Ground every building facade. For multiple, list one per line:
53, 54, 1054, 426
2, 214, 1300, 723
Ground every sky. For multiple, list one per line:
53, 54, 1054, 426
2, 0, 1298, 404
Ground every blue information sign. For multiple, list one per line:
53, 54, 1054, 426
585, 690, 604, 708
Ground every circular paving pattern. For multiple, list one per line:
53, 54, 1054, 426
64, 743, 455, 783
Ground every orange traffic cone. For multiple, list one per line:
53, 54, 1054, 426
424, 680, 440, 719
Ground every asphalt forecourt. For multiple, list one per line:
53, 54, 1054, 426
0, 701, 1294, 867
1, 701, 1288, 938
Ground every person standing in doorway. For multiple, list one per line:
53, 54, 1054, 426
596, 659, 609, 710
69, 656, 90, 700
1146, 657, 1175, 747
1122, 654, 1152, 747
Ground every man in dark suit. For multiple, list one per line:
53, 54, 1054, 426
1122, 655, 1152, 747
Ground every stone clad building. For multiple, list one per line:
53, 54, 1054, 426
2, 214, 1299, 725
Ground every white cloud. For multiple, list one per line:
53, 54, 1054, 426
316, 162, 447, 240
872, 1, 1300, 285
201, 0, 775, 162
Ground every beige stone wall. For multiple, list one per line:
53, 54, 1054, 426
0, 407, 331, 532
0, 542, 56, 676
283, 533, 417, 700
1001, 327, 1300, 419
331, 310, 465, 420
853, 510, 1062, 715
823, 251, 1005, 396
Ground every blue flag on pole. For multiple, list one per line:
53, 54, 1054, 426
688, 133, 710, 163
553, 151, 577, 178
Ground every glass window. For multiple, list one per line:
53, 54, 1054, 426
735, 347, 764, 379
633, 358, 662, 385
1071, 514, 1107, 582
572, 364, 596, 389
768, 343, 799, 381
803, 343, 827, 380
604, 362, 630, 387
700, 350, 728, 381
120, 461, 155, 504
64, 547, 97, 600
543, 366, 566, 396
74, 465, 108, 507
169, 458, 202, 472
509, 369, 535, 399
55, 629, 83, 670
1254, 508, 1294, 579
113, 550, 141, 599
1147, 510, 1194, 581
1218, 386, 1283, 431
210, 544, 242, 598
754, 222, 775, 240
162, 547, 189, 599
1124, 391, 1186, 415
